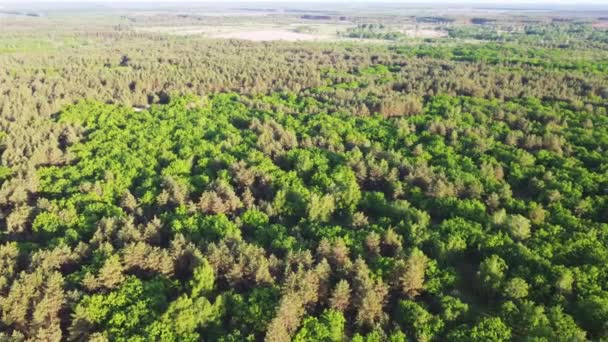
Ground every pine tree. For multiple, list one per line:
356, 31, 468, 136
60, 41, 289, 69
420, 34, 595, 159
330, 280, 351, 312
120, 190, 138, 212
397, 249, 429, 298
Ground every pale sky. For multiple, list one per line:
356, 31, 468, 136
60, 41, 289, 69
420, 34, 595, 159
1, 0, 607, 7
2, 0, 607, 3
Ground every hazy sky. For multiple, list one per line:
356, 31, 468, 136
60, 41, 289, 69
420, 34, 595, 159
2, 0, 607, 7
4, 0, 608, 3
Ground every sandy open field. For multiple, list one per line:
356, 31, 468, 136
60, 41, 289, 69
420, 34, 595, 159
404, 29, 447, 38
138, 25, 334, 41
592, 22, 608, 28
138, 24, 349, 41
137, 23, 447, 42
210, 29, 331, 41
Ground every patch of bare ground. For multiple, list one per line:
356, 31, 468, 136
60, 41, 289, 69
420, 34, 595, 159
209, 29, 331, 41
404, 29, 447, 38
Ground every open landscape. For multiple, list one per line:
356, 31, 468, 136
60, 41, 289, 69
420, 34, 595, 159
0, 1, 607, 341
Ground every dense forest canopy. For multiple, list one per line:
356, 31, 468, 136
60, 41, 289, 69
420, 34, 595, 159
0, 3, 607, 341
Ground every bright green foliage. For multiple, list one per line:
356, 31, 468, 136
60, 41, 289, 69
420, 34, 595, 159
478, 255, 508, 297
190, 259, 215, 298
307, 193, 336, 222
449, 317, 511, 342
388, 329, 407, 342
503, 277, 529, 299
0, 166, 12, 183
293, 310, 345, 342
439, 295, 469, 322
506, 214, 532, 241
395, 300, 444, 342
146, 295, 221, 342
70, 276, 169, 341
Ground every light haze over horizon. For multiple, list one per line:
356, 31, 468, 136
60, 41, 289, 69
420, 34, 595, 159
3, 0, 608, 4
2, 0, 608, 12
